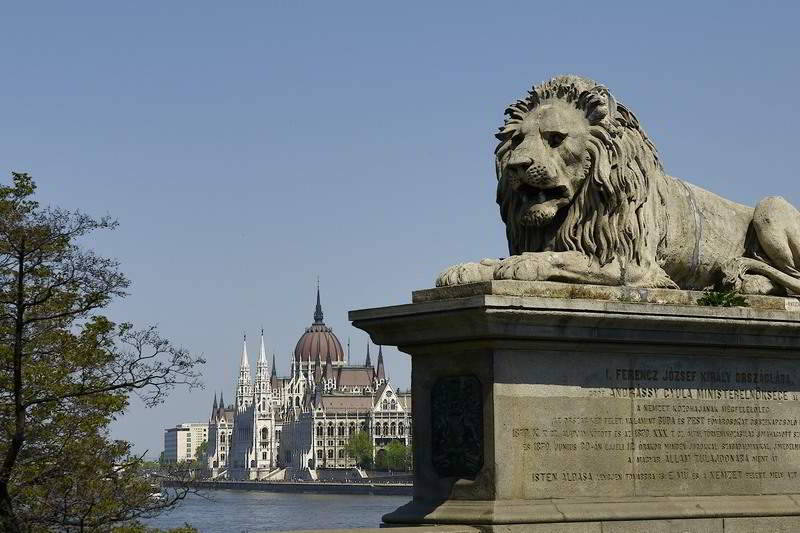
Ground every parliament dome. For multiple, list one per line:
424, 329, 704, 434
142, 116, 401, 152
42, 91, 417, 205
293, 286, 345, 363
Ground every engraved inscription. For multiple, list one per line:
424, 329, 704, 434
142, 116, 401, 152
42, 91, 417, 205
502, 353, 800, 498
431, 375, 483, 478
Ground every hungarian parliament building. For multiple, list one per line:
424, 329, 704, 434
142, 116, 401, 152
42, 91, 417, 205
205, 288, 412, 480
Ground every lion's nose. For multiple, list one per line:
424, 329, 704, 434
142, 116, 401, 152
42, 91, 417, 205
506, 157, 533, 178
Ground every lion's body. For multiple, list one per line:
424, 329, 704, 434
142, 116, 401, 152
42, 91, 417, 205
436, 75, 800, 295
655, 177, 753, 290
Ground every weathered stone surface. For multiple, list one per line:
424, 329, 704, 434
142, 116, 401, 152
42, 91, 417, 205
600, 519, 721, 533
350, 286, 800, 528
497, 350, 800, 499
723, 516, 800, 532
414, 280, 800, 312
435, 75, 800, 297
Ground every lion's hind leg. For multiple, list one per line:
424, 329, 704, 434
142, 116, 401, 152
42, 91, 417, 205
753, 196, 800, 279
723, 197, 800, 295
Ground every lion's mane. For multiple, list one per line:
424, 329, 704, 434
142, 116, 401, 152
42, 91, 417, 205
495, 75, 663, 267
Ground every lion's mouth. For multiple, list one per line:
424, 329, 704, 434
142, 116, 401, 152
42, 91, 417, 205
516, 183, 571, 206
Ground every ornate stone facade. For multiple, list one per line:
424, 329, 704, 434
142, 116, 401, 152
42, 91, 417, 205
206, 287, 411, 479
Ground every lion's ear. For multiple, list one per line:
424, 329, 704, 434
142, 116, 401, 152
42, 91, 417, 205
586, 85, 618, 128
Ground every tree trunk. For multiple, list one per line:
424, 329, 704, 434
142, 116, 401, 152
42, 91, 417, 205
0, 245, 26, 533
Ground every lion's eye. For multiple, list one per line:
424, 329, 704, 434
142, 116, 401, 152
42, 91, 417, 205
544, 132, 567, 148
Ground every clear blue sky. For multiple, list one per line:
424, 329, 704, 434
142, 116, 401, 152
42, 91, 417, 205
2, 2, 798, 457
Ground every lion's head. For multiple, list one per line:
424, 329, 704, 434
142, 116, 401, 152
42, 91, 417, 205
496, 75, 662, 266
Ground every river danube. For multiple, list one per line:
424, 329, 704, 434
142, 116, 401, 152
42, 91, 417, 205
143, 490, 408, 532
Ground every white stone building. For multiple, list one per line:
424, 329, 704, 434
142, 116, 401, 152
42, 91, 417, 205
204, 286, 411, 479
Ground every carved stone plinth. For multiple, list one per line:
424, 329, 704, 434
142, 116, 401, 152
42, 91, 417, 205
349, 281, 800, 532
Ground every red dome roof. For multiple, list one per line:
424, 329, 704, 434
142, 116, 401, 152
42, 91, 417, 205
294, 323, 345, 363
294, 284, 345, 363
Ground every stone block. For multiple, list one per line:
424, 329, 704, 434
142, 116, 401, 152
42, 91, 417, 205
723, 516, 800, 532
600, 518, 721, 533
350, 282, 800, 529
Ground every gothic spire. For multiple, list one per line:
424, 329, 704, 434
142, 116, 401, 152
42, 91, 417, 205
313, 352, 322, 383
259, 328, 268, 365
270, 353, 279, 390
240, 334, 250, 369
313, 278, 324, 324
365, 343, 372, 368
219, 390, 225, 409
376, 345, 386, 382
211, 392, 218, 417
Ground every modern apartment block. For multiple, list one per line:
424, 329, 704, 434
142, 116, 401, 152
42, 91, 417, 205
163, 422, 208, 463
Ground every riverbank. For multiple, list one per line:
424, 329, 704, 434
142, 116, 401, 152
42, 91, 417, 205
164, 479, 412, 496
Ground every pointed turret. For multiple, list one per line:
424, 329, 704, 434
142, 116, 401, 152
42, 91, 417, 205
211, 392, 218, 419
270, 353, 279, 390
313, 279, 324, 324
236, 334, 252, 409
376, 345, 386, 382
365, 343, 372, 368
325, 353, 333, 379
255, 329, 271, 407
313, 352, 322, 384
259, 328, 268, 365
219, 391, 225, 410
240, 334, 250, 369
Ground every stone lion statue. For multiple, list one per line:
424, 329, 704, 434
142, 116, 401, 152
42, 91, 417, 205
437, 75, 800, 295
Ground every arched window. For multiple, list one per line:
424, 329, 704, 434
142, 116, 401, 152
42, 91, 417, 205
349, 423, 355, 435
390, 399, 396, 410
316, 425, 323, 437
375, 424, 381, 436
261, 428, 268, 440
262, 451, 267, 460
327, 449, 333, 459
220, 434, 225, 443
338, 449, 345, 458
317, 449, 323, 459
383, 422, 389, 435
327, 424, 334, 437
338, 424, 345, 436
391, 422, 396, 435
221, 453, 226, 461
382, 400, 388, 410
295, 397, 300, 407
398, 423, 404, 436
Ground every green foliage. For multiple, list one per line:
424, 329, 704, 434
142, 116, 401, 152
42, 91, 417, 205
384, 441, 410, 471
697, 289, 749, 308
344, 431, 373, 468
374, 449, 386, 470
195, 439, 208, 461
0, 173, 204, 532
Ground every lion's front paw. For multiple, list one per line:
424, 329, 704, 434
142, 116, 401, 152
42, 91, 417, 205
436, 259, 497, 287
494, 252, 559, 281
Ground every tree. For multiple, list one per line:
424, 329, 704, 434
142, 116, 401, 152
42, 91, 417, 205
195, 440, 208, 462
0, 173, 204, 532
385, 441, 409, 471
344, 430, 373, 469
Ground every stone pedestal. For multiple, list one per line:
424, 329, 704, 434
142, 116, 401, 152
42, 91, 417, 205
349, 281, 800, 532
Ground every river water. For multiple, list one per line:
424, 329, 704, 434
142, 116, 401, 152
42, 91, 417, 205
143, 490, 409, 532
